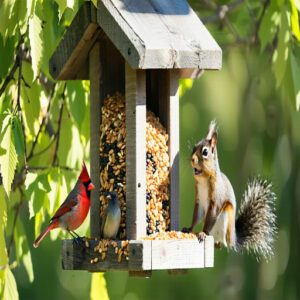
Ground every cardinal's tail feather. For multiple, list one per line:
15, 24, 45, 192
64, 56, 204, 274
33, 219, 58, 248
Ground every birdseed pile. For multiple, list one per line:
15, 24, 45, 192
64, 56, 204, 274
99, 93, 170, 239
90, 239, 129, 263
143, 231, 197, 240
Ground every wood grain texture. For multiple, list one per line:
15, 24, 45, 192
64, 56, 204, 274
89, 42, 102, 239
50, 0, 221, 81
151, 239, 204, 270
50, 2, 99, 80
168, 71, 180, 231
204, 235, 214, 267
61, 239, 129, 271
125, 63, 147, 240
61, 237, 214, 271
97, 0, 222, 69
128, 240, 151, 270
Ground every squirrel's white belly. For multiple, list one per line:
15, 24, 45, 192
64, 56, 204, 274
197, 177, 209, 219
210, 212, 228, 246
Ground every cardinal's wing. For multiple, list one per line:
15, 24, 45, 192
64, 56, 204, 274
51, 181, 81, 220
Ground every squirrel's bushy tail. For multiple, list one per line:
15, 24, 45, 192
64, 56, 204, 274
235, 178, 277, 260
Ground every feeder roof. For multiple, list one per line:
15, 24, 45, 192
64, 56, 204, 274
50, 0, 222, 80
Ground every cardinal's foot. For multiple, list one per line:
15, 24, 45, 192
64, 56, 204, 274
73, 237, 85, 246
182, 227, 191, 233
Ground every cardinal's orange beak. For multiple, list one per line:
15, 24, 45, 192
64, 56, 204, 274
88, 182, 95, 191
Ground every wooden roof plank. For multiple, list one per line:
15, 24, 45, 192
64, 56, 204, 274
98, 0, 222, 69
50, 0, 222, 79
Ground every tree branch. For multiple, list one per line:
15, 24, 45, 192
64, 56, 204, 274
252, 0, 270, 43
27, 84, 56, 161
0, 62, 18, 97
15, 42, 29, 172
52, 84, 66, 166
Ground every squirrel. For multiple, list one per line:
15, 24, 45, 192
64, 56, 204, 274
183, 120, 277, 259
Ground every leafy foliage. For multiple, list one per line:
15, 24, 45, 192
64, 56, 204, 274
0, 0, 299, 299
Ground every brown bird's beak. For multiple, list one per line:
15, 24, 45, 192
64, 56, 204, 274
88, 182, 95, 191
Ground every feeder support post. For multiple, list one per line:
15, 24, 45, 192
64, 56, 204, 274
125, 63, 147, 240
89, 42, 102, 238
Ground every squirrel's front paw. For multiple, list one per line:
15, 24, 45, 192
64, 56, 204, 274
182, 227, 191, 233
197, 232, 207, 242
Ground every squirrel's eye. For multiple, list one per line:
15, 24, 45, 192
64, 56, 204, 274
202, 147, 209, 158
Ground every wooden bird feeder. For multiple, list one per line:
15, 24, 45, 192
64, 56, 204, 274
50, 0, 221, 274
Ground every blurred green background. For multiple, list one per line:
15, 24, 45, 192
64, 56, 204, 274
1, 0, 300, 299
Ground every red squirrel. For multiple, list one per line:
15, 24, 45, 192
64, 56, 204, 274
183, 120, 277, 259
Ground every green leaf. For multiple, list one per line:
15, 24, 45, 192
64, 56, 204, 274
290, 0, 300, 41
39, 1, 60, 77
0, 0, 15, 41
294, 0, 300, 10
4, 268, 19, 300
0, 36, 16, 82
55, 0, 75, 19
34, 210, 44, 239
14, 219, 34, 282
290, 54, 300, 110
272, 9, 291, 87
21, 62, 42, 139
25, 172, 51, 219
0, 116, 18, 196
66, 81, 87, 128
12, 116, 25, 156
0, 187, 8, 275
57, 108, 84, 168
259, 3, 281, 51
27, 0, 36, 18
28, 11, 44, 79
90, 273, 109, 300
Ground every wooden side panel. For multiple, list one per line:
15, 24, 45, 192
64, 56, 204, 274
61, 237, 214, 271
204, 235, 214, 267
89, 42, 102, 238
150, 238, 210, 270
61, 240, 129, 271
128, 240, 151, 270
125, 63, 147, 239
100, 39, 125, 97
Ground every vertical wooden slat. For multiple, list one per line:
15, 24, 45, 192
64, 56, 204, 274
146, 70, 180, 231
89, 42, 102, 238
168, 70, 180, 231
125, 63, 147, 239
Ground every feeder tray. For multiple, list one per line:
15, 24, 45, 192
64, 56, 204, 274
50, 0, 222, 274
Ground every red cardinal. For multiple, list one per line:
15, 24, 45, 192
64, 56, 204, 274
33, 163, 95, 248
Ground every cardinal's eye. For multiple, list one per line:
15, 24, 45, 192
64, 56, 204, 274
202, 146, 209, 158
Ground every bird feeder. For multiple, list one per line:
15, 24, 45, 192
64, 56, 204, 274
49, 0, 221, 274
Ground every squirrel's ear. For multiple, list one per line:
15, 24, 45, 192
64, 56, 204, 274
206, 120, 217, 152
211, 132, 217, 152
206, 120, 217, 140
